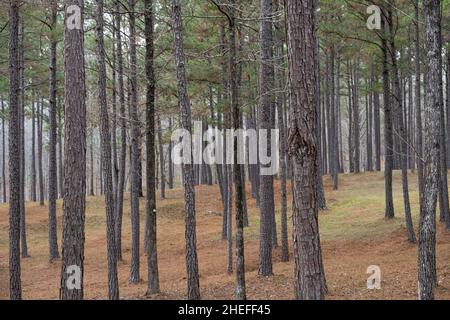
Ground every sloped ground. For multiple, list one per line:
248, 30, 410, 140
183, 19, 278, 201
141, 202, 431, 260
0, 171, 449, 300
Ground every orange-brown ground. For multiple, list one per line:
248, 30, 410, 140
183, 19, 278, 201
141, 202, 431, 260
0, 171, 449, 300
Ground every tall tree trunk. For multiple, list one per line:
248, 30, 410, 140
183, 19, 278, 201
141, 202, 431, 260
90, 138, 95, 196
145, 0, 160, 295
128, 0, 140, 284
335, 55, 342, 177
414, 0, 425, 199
274, 0, 289, 262
172, 0, 201, 300
366, 78, 373, 172
18, 20, 27, 258
114, 0, 126, 261
446, 52, 450, 173
2, 98, 7, 203
347, 62, 354, 173
316, 65, 327, 209
285, 0, 327, 299
387, 5, 416, 242
352, 59, 361, 173
58, 101, 64, 199
446, 52, 450, 230
373, 72, 381, 172
168, 117, 174, 189
382, 11, 395, 219
30, 97, 37, 202
60, 0, 87, 300
95, 0, 119, 299
8, 0, 22, 300
157, 114, 166, 199
330, 46, 339, 189
419, 0, 441, 300
227, 0, 246, 300
226, 164, 233, 275
220, 25, 229, 241
111, 19, 119, 214
322, 83, 328, 174
37, 99, 45, 206
258, 0, 274, 277
48, 0, 60, 261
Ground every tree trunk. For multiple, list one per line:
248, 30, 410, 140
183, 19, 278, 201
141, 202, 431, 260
128, 0, 141, 284
114, 0, 126, 262
258, 0, 274, 277
168, 117, 174, 189
145, 0, 160, 295
274, 0, 289, 262
8, 0, 22, 300
220, 25, 229, 241
366, 78, 373, 172
37, 98, 45, 206
352, 59, 361, 173
95, 0, 119, 299
157, 114, 166, 199
172, 0, 201, 300
347, 62, 354, 173
111, 19, 119, 214
2, 98, 7, 203
382, 11, 395, 219
48, 0, 60, 261
31, 97, 37, 202
414, 0, 425, 199
387, 5, 416, 242
419, 0, 441, 300
60, 0, 87, 300
285, 0, 327, 299
90, 138, 95, 196
227, 0, 246, 299
18, 20, 27, 258
373, 72, 381, 172
58, 100, 64, 199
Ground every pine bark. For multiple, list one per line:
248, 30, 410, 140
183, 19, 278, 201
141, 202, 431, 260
2, 98, 7, 203
48, 0, 60, 261
419, 0, 441, 300
414, 0, 425, 199
172, 0, 201, 300
352, 60, 361, 173
18, 20, 27, 258
31, 97, 36, 202
95, 0, 119, 299
381, 11, 395, 219
227, 0, 246, 300
157, 114, 166, 199
258, 0, 274, 277
8, 0, 22, 300
128, 0, 140, 284
60, 0, 87, 300
387, 5, 416, 242
285, 0, 327, 300
37, 98, 45, 205
114, 0, 126, 261
274, 0, 289, 262
145, 0, 160, 294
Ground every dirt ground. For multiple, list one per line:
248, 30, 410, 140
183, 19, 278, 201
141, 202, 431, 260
0, 171, 449, 300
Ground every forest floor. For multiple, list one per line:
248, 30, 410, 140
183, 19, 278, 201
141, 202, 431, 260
1, 171, 450, 300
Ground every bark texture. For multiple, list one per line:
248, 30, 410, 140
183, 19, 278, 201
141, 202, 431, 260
285, 0, 327, 300
60, 0, 87, 300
